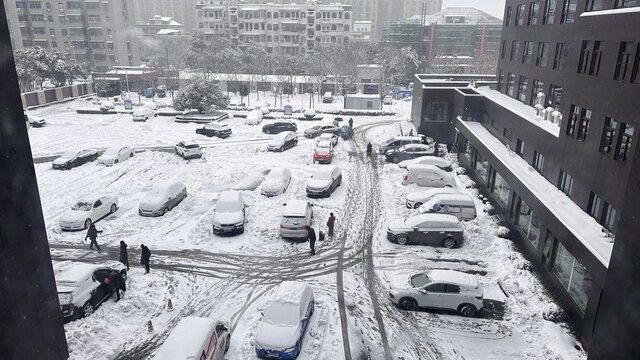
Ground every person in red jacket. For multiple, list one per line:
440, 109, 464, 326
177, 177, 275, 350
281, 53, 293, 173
327, 213, 336, 237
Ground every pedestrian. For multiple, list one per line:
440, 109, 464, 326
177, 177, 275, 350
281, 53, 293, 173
348, 118, 353, 128
306, 225, 316, 256
106, 270, 125, 302
327, 213, 336, 237
119, 240, 129, 270
84, 223, 103, 253
140, 244, 151, 274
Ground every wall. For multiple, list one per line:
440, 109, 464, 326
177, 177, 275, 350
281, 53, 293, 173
21, 83, 94, 108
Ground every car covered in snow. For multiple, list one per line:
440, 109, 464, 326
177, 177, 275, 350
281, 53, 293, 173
255, 281, 314, 359
262, 121, 297, 134
52, 149, 99, 170
417, 193, 477, 221
385, 144, 435, 163
398, 156, 453, 171
99, 100, 115, 112
279, 200, 313, 239
245, 109, 264, 125
303, 124, 340, 138
405, 188, 462, 209
98, 146, 135, 166
232, 170, 268, 191
26, 114, 46, 127
260, 167, 292, 197
175, 140, 202, 159
196, 122, 232, 138
55, 261, 127, 322
402, 164, 456, 188
388, 269, 483, 317
379, 135, 427, 154
139, 180, 187, 217
59, 195, 119, 230
154, 317, 230, 360
387, 214, 463, 248
306, 166, 342, 198
131, 107, 155, 122
268, 131, 298, 152
212, 190, 245, 235
316, 133, 338, 147
313, 141, 334, 164
383, 95, 393, 105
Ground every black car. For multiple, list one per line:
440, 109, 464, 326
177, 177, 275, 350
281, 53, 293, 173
196, 123, 232, 138
267, 131, 298, 152
262, 121, 297, 134
52, 149, 99, 170
385, 144, 435, 163
386, 214, 464, 248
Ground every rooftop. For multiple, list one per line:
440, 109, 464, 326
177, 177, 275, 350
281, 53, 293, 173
424, 7, 503, 25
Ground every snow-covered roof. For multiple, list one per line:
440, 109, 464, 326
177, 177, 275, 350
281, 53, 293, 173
430, 193, 475, 204
180, 71, 321, 84
459, 120, 614, 267
274, 281, 310, 305
428, 269, 477, 287
218, 190, 241, 203
283, 200, 308, 217
346, 94, 380, 99
424, 7, 503, 25
157, 29, 182, 35
408, 213, 461, 224
54, 262, 97, 284
154, 317, 216, 360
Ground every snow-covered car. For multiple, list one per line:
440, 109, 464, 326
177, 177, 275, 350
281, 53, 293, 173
26, 114, 46, 127
255, 281, 314, 359
398, 156, 453, 171
387, 214, 463, 248
383, 95, 393, 105
379, 136, 427, 154
260, 167, 291, 197
303, 108, 316, 119
306, 165, 342, 198
389, 269, 483, 317
55, 261, 127, 322
59, 195, 119, 230
245, 109, 264, 125
175, 140, 202, 159
267, 131, 298, 152
262, 121, 297, 134
385, 144, 435, 163
304, 124, 340, 138
313, 141, 334, 164
232, 170, 267, 191
417, 193, 477, 221
316, 133, 338, 147
52, 149, 99, 170
99, 101, 115, 112
196, 122, 232, 138
154, 317, 230, 360
402, 164, 456, 188
131, 107, 155, 122
279, 200, 313, 239
405, 188, 462, 209
260, 106, 270, 115
138, 181, 187, 217
212, 190, 245, 235
98, 146, 134, 166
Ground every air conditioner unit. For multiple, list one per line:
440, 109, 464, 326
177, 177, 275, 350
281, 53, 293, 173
552, 111, 562, 125
535, 92, 545, 106
544, 107, 554, 121
534, 104, 544, 117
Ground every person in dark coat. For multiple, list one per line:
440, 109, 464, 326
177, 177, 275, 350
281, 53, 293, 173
140, 244, 151, 274
105, 270, 125, 302
84, 223, 103, 253
327, 213, 336, 237
348, 118, 353, 128
306, 225, 316, 256
119, 241, 129, 270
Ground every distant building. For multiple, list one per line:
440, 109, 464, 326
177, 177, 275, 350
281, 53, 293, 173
138, 15, 184, 37
352, 20, 372, 43
137, 16, 189, 67
134, 0, 198, 33
345, 93, 381, 110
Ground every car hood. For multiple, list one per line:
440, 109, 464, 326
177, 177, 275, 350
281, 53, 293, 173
388, 219, 408, 233
315, 149, 332, 156
307, 178, 331, 190
390, 274, 412, 291
233, 176, 263, 191
53, 157, 71, 165
98, 154, 117, 161
268, 139, 285, 147
139, 193, 167, 209
256, 321, 300, 351
59, 210, 89, 224
261, 179, 284, 193
213, 210, 243, 225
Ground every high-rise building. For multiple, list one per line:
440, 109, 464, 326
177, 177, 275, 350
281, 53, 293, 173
4, 0, 141, 72
134, 0, 198, 33
411, 0, 640, 356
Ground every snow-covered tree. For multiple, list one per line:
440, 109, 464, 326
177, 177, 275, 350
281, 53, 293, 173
13, 46, 86, 92
173, 78, 229, 113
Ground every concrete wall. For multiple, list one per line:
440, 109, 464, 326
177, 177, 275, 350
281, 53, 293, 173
21, 83, 94, 108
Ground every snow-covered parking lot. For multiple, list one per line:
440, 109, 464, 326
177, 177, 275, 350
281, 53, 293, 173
30, 95, 585, 359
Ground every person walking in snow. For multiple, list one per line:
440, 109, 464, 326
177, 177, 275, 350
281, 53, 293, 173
306, 225, 316, 256
84, 223, 103, 253
327, 213, 336, 237
119, 240, 129, 270
105, 270, 125, 302
140, 244, 151, 274
348, 118, 353, 129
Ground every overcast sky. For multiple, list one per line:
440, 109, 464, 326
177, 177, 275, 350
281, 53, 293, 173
442, 0, 506, 19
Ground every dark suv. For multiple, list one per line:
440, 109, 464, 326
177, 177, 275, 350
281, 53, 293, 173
386, 214, 464, 248
262, 121, 298, 134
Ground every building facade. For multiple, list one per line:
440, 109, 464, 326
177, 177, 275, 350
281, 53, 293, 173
4, 0, 141, 72
134, 0, 198, 33
411, 0, 640, 354
352, 20, 372, 43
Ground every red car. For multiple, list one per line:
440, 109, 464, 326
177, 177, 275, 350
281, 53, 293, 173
313, 141, 334, 164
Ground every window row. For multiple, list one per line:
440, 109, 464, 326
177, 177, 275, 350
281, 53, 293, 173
502, 40, 569, 71
505, 0, 577, 27
497, 71, 562, 110
586, 0, 639, 11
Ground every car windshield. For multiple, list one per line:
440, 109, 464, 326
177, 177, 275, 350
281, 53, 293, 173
185, 144, 199, 149
216, 201, 241, 212
61, 150, 77, 158
317, 142, 331, 149
283, 216, 306, 225
71, 202, 92, 211
384, 138, 397, 145
410, 273, 431, 288
104, 148, 120, 155
314, 171, 331, 180
404, 216, 424, 228
264, 302, 299, 326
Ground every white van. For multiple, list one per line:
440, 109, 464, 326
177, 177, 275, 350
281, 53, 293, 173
245, 109, 263, 125
154, 317, 230, 360
402, 164, 456, 188
405, 187, 461, 209
417, 193, 477, 221
279, 200, 313, 239
323, 92, 333, 103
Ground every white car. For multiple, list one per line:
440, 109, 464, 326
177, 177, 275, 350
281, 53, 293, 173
138, 181, 187, 217
246, 109, 264, 125
132, 107, 155, 122
59, 195, 119, 230
154, 317, 230, 360
260, 167, 291, 197
98, 146, 134, 166
26, 114, 46, 127
306, 165, 342, 198
255, 281, 314, 359
212, 190, 245, 235
99, 101, 115, 112
175, 140, 202, 159
383, 95, 393, 105
398, 156, 453, 171
232, 170, 267, 191
389, 269, 483, 317
267, 131, 298, 152
405, 188, 462, 209
316, 133, 338, 147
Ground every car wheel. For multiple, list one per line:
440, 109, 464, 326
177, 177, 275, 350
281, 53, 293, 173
442, 237, 457, 249
84, 219, 92, 229
82, 302, 94, 317
162, 208, 169, 216
120, 269, 127, 282
396, 234, 409, 245
130, 152, 134, 157
224, 335, 230, 354
110, 204, 117, 214
458, 303, 477, 317
114, 159, 119, 164
413, 202, 423, 209
280, 146, 284, 152
265, 129, 271, 134
65, 163, 71, 170
399, 297, 418, 311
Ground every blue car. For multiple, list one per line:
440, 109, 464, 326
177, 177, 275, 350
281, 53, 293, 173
255, 281, 314, 359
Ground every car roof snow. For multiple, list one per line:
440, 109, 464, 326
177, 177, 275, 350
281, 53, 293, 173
427, 269, 477, 287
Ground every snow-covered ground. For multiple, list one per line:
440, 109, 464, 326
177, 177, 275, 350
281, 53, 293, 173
30, 93, 584, 359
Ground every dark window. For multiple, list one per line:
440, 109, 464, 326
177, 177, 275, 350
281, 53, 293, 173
541, 230, 557, 269
528, 1, 540, 25
577, 109, 592, 141
518, 76, 529, 102
543, 0, 557, 24
614, 41, 634, 80
530, 79, 544, 106
590, 41, 604, 76
16, 1, 27, 8
533, 151, 545, 172
503, 128, 513, 141
497, 69, 504, 91
446, 284, 461, 293
553, 42, 570, 70
506, 72, 515, 97
29, 1, 41, 9
516, 138, 525, 156
631, 43, 640, 84
523, 41, 533, 64
566, 105, 580, 136
511, 40, 521, 61
601, 202, 616, 232
425, 283, 446, 293
549, 84, 563, 110
501, 40, 507, 59
601, 117, 618, 155
588, 192, 602, 219
615, 0, 639, 8
558, 170, 574, 197
561, 0, 577, 23
516, 4, 526, 26
578, 40, 592, 73
537, 42, 549, 67
505, 6, 513, 26
586, 0, 604, 11
615, 123, 634, 161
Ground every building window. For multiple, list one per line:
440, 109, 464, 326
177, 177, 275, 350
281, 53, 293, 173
517, 76, 529, 102
516, 4, 526, 26
516, 138, 525, 156
549, 84, 562, 110
29, 1, 41, 9
577, 40, 592, 73
614, 41, 634, 81
615, 0, 639, 8
631, 43, 640, 83
536, 42, 549, 67
501, 40, 507, 59
523, 41, 533, 64
577, 109, 592, 141
601, 117, 618, 155
551, 243, 592, 311
473, 152, 489, 182
491, 170, 511, 207
510, 40, 521, 61
543, 0, 557, 24
506, 72, 515, 97
567, 105, 580, 137
503, 128, 513, 141
463, 141, 474, 161
588, 192, 602, 220
586, 0, 604, 11
589, 41, 604, 76
601, 202, 616, 232
530, 79, 544, 106
497, 69, 504, 91
615, 123, 634, 161
541, 231, 557, 269
561, 0, 577, 23
516, 199, 543, 249
426, 102, 448, 122
533, 151, 545, 172
505, 6, 513, 26
558, 170, 573, 197
528, 1, 540, 25
553, 42, 569, 70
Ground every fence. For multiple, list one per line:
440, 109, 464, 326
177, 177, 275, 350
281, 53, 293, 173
21, 82, 94, 108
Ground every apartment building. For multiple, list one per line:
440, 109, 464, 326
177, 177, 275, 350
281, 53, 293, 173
134, 0, 198, 33
352, 20, 372, 42
411, 0, 640, 356
4, 0, 140, 72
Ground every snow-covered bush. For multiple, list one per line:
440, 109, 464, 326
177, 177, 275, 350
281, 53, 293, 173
304, 108, 316, 119
260, 106, 270, 115
542, 303, 567, 323
99, 101, 115, 112
173, 79, 230, 114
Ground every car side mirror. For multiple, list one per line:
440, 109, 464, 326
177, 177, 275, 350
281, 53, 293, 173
419, 288, 427, 294
412, 227, 418, 231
